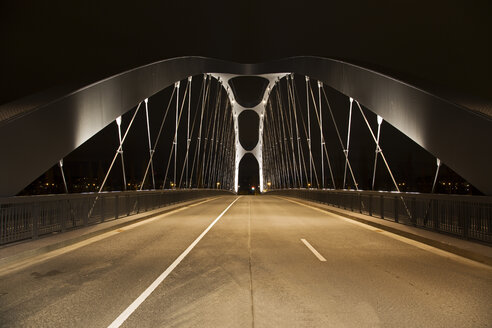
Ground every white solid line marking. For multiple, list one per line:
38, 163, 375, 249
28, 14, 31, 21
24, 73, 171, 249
108, 196, 241, 328
0, 197, 221, 277
282, 197, 492, 270
301, 238, 327, 262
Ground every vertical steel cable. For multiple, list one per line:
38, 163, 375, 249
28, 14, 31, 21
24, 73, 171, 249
321, 88, 358, 190
308, 83, 335, 189
318, 81, 324, 189
174, 81, 180, 188
163, 81, 189, 189
144, 99, 156, 189
140, 86, 176, 190
200, 77, 218, 187
343, 98, 353, 189
186, 76, 192, 188
305, 76, 312, 187
276, 85, 297, 188
287, 75, 304, 187
281, 78, 300, 187
206, 86, 222, 188
188, 75, 206, 188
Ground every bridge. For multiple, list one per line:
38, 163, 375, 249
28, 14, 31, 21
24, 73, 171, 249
0, 57, 491, 327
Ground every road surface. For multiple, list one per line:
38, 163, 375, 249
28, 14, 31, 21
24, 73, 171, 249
0, 196, 491, 327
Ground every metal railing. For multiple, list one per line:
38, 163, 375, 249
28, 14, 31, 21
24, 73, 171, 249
269, 189, 492, 244
0, 189, 232, 245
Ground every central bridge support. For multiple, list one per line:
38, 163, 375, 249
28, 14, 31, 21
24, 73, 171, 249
210, 73, 288, 193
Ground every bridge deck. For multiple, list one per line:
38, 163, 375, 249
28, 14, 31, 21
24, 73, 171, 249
0, 196, 491, 327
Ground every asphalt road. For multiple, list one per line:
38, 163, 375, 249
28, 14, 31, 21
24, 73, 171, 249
0, 196, 491, 327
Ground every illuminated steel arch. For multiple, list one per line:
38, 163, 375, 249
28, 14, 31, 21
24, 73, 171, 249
0, 56, 490, 196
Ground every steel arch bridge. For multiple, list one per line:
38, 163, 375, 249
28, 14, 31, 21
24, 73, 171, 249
0, 56, 491, 197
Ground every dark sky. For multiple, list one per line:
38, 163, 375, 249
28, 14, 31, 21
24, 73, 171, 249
1, 0, 491, 105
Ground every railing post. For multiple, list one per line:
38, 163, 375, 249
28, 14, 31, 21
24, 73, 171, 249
84, 198, 89, 227
394, 196, 399, 223
462, 201, 469, 239
358, 193, 362, 213
411, 197, 416, 226
100, 195, 105, 223
380, 195, 384, 219
61, 200, 66, 233
115, 195, 119, 220
369, 194, 373, 216
433, 199, 439, 231
32, 203, 39, 240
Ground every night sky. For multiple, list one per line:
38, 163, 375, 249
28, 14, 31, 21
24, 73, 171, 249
1, 1, 490, 194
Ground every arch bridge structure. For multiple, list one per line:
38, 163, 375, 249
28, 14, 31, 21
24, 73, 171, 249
0, 56, 490, 198
2, 57, 492, 327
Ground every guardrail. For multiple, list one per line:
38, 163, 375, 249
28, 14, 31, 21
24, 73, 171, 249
0, 189, 233, 245
269, 189, 492, 244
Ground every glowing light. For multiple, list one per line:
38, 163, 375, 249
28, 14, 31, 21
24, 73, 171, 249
349, 97, 354, 103
116, 116, 122, 126
377, 115, 383, 125
251, 186, 255, 191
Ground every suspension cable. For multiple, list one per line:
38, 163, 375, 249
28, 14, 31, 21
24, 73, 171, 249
290, 75, 310, 186
287, 75, 305, 187
305, 76, 312, 186
140, 86, 176, 190
163, 81, 189, 189
144, 98, 156, 189
321, 87, 359, 190
308, 81, 336, 189
99, 102, 142, 193
190, 74, 209, 188
281, 78, 300, 187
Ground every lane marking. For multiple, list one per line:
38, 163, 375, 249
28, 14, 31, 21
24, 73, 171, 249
248, 198, 255, 327
0, 197, 223, 277
280, 196, 492, 270
108, 196, 241, 328
301, 238, 327, 262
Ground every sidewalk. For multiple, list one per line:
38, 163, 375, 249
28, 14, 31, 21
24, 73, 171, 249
283, 196, 492, 267
0, 197, 216, 269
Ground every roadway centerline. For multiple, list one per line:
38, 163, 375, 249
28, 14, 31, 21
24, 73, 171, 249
107, 196, 241, 328
300, 238, 327, 262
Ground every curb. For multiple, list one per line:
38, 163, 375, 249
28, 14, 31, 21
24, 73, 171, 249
0, 197, 217, 269
280, 196, 492, 267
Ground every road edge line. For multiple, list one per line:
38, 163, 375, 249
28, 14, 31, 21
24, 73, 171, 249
277, 196, 492, 267
0, 197, 222, 270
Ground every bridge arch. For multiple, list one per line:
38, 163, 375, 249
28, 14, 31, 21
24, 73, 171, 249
0, 56, 490, 196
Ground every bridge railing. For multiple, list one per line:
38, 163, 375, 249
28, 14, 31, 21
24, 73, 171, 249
0, 189, 232, 245
269, 189, 492, 244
